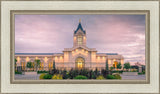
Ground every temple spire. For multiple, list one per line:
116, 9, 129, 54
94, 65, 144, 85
79, 18, 81, 23
74, 19, 86, 34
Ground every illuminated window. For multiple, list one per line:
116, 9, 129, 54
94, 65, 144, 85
21, 62, 25, 70
77, 35, 83, 45
48, 62, 53, 69
26, 57, 30, 62
44, 57, 48, 63
40, 62, 44, 70
78, 62, 83, 69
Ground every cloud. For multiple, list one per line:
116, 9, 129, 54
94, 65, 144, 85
15, 15, 145, 64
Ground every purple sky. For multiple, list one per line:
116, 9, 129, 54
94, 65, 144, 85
15, 15, 145, 65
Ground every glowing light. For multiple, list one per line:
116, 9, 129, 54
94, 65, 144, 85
60, 56, 63, 59
78, 62, 82, 69
44, 57, 48, 63
86, 51, 88, 54
72, 51, 74, 54
76, 49, 78, 52
83, 36, 86, 40
17, 57, 20, 62
103, 56, 105, 59
108, 59, 111, 64
35, 57, 38, 60
26, 57, 30, 62
97, 56, 100, 59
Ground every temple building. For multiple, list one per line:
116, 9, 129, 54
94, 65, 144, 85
15, 20, 124, 71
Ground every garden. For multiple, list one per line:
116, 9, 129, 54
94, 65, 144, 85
39, 68, 121, 80
14, 58, 145, 79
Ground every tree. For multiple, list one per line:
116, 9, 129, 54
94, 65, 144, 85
27, 62, 34, 68
117, 62, 122, 69
110, 66, 114, 71
105, 60, 109, 70
124, 62, 131, 71
53, 60, 55, 69
34, 59, 41, 71
15, 59, 17, 63
15, 59, 17, 71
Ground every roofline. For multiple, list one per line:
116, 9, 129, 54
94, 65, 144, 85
15, 53, 63, 55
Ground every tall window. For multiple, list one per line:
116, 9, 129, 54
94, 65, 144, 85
77, 35, 83, 45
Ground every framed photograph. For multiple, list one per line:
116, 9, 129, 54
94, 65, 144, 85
1, 0, 159, 94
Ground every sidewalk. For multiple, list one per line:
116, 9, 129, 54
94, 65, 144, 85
15, 74, 146, 80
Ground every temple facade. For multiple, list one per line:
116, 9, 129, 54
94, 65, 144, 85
15, 20, 124, 71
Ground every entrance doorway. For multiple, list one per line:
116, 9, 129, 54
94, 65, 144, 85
75, 57, 85, 69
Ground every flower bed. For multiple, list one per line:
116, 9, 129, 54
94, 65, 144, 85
39, 68, 122, 80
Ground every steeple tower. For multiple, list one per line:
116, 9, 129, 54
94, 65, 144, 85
73, 19, 86, 47
79, 18, 81, 23
74, 19, 86, 34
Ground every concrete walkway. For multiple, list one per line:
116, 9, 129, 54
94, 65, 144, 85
15, 74, 145, 80
120, 74, 145, 80
15, 74, 41, 80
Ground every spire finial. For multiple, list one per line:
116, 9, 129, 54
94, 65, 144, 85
79, 18, 81, 23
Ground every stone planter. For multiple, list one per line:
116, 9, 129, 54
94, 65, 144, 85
122, 72, 138, 76
24, 72, 37, 75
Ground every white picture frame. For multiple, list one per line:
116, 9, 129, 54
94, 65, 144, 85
1, 0, 159, 93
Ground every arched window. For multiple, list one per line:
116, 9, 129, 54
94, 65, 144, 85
77, 35, 83, 45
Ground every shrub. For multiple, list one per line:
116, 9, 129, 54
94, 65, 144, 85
112, 73, 121, 79
39, 73, 46, 79
49, 68, 59, 75
52, 74, 63, 79
88, 70, 93, 79
15, 71, 22, 74
74, 75, 88, 79
43, 74, 52, 79
37, 70, 49, 74
73, 69, 79, 78
111, 70, 123, 74
101, 69, 109, 77
131, 69, 137, 72
94, 68, 100, 77
62, 70, 69, 79
68, 68, 76, 79
142, 71, 145, 74
96, 75, 105, 80
80, 69, 89, 77
91, 74, 96, 79
138, 71, 145, 75
138, 73, 143, 75
106, 74, 115, 79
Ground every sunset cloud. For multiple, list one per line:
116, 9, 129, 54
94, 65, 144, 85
15, 15, 145, 65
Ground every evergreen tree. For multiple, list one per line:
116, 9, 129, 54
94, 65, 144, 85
53, 60, 55, 69
106, 60, 109, 70
15, 59, 17, 71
